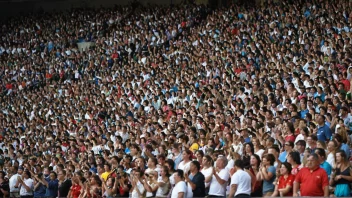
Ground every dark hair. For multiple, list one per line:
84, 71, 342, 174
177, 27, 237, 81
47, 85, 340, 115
315, 148, 326, 159
165, 159, 175, 171
149, 157, 158, 166
281, 162, 292, 173
336, 150, 348, 163
308, 153, 319, 161
251, 154, 261, 168
288, 151, 301, 165
296, 140, 306, 148
234, 159, 245, 169
263, 154, 275, 165
175, 169, 184, 179
191, 161, 201, 171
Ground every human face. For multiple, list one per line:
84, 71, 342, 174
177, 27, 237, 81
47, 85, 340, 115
306, 156, 319, 170
250, 156, 258, 166
279, 164, 288, 175
182, 151, 189, 161
335, 153, 343, 163
327, 141, 335, 152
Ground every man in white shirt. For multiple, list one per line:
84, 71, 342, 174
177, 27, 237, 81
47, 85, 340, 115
171, 169, 187, 198
208, 156, 230, 197
9, 166, 21, 198
18, 170, 34, 197
228, 159, 252, 198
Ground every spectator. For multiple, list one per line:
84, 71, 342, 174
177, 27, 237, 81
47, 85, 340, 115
257, 154, 276, 197
184, 161, 205, 197
330, 150, 352, 197
131, 169, 145, 198
58, 170, 72, 198
18, 170, 34, 198
228, 159, 251, 198
315, 148, 332, 178
293, 154, 329, 197
155, 166, 170, 198
9, 166, 20, 198
208, 156, 230, 198
171, 169, 187, 198
272, 162, 295, 197
33, 173, 46, 198
316, 115, 333, 141
200, 155, 213, 195
0, 172, 9, 197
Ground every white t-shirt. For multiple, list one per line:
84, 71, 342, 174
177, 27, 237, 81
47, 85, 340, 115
19, 178, 33, 196
201, 167, 213, 188
9, 174, 20, 193
230, 169, 251, 196
171, 181, 187, 198
178, 161, 191, 173
131, 181, 145, 198
208, 168, 230, 196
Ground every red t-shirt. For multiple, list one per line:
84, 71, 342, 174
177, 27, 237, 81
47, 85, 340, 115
285, 135, 296, 143
295, 167, 329, 196
277, 174, 295, 196
340, 79, 350, 91
71, 184, 82, 198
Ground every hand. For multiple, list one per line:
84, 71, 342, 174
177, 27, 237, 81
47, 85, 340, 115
261, 167, 266, 173
335, 175, 342, 181
293, 193, 298, 197
212, 167, 218, 175
184, 172, 189, 180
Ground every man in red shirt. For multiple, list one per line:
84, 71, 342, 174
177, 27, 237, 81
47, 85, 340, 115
293, 153, 329, 197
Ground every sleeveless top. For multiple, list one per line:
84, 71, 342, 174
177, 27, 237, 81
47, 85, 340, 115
335, 167, 351, 185
155, 177, 170, 197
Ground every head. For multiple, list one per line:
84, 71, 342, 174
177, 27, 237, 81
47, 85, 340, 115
190, 161, 201, 173
306, 153, 320, 170
173, 169, 184, 183
280, 162, 292, 175
287, 151, 301, 165
314, 148, 326, 163
335, 150, 348, 164
234, 159, 245, 172
215, 156, 228, 170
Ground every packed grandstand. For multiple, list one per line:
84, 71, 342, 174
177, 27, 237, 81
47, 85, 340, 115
0, 0, 351, 197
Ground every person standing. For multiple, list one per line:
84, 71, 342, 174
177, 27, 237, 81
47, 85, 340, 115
208, 156, 230, 198
293, 153, 329, 197
228, 159, 252, 198
184, 161, 205, 197
58, 170, 72, 198
9, 166, 21, 198
18, 170, 34, 198
330, 150, 352, 197
171, 169, 187, 198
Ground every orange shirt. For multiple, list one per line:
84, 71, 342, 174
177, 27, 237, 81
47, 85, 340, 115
295, 167, 329, 196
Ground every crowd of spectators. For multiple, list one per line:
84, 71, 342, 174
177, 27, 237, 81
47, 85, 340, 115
0, 0, 352, 197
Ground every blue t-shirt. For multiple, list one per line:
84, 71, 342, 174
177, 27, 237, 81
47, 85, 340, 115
45, 178, 59, 197
317, 124, 332, 141
263, 166, 276, 194
320, 161, 332, 177
34, 183, 47, 198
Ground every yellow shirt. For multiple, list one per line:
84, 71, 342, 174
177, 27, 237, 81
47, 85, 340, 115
190, 142, 199, 152
101, 171, 110, 181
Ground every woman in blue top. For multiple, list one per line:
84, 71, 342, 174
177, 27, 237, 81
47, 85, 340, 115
257, 153, 276, 197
